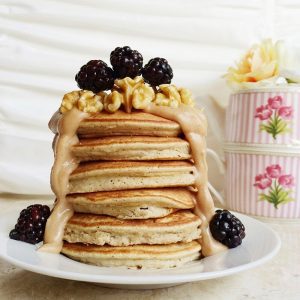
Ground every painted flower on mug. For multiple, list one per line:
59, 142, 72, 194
254, 164, 295, 209
278, 106, 293, 120
255, 96, 293, 139
254, 174, 272, 189
267, 95, 282, 109
266, 164, 281, 178
278, 174, 295, 188
255, 105, 273, 120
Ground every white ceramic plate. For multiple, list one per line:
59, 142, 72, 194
0, 207, 281, 289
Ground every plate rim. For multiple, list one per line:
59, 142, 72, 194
0, 210, 281, 285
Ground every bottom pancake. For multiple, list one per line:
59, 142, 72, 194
61, 241, 201, 269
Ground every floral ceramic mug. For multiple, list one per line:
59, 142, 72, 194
224, 86, 300, 218
225, 87, 300, 145
223, 146, 300, 218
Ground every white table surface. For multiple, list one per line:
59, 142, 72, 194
0, 195, 299, 300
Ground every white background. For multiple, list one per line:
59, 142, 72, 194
2, 0, 300, 195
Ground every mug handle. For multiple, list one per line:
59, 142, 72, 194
207, 148, 225, 206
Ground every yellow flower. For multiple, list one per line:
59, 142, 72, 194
225, 39, 282, 88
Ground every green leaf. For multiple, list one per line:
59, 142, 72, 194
258, 194, 272, 202
267, 120, 279, 139
258, 185, 294, 208
286, 78, 297, 83
268, 189, 277, 200
258, 194, 266, 201
277, 190, 289, 203
278, 197, 295, 205
260, 123, 277, 137
261, 193, 277, 204
276, 119, 288, 134
259, 189, 280, 208
260, 124, 270, 131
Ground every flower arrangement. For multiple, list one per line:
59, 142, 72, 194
255, 95, 293, 139
225, 39, 299, 89
254, 164, 295, 208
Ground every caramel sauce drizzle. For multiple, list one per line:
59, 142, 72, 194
41, 104, 226, 256
144, 104, 226, 256
39, 108, 88, 253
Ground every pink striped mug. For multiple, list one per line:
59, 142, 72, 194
224, 144, 300, 218
224, 87, 300, 218
226, 87, 300, 145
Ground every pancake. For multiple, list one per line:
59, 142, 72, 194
67, 188, 195, 219
77, 111, 181, 138
68, 161, 196, 193
61, 241, 201, 269
72, 136, 191, 161
63, 210, 201, 246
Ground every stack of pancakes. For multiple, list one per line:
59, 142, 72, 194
61, 111, 202, 268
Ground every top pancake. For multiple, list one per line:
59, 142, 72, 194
77, 111, 182, 138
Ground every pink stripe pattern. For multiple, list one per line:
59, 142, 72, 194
225, 152, 300, 218
225, 88, 300, 218
226, 90, 300, 144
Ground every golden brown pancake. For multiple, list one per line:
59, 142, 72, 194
72, 136, 191, 161
77, 111, 181, 138
61, 241, 201, 269
68, 161, 196, 193
67, 188, 195, 219
63, 210, 201, 246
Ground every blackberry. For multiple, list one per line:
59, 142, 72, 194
9, 204, 51, 244
209, 209, 245, 248
142, 57, 173, 86
110, 46, 143, 79
75, 60, 115, 93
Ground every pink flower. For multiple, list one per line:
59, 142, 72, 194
254, 174, 272, 189
255, 105, 272, 120
267, 96, 283, 109
266, 164, 281, 178
278, 106, 293, 120
278, 175, 295, 188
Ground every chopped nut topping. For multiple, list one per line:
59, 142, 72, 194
154, 84, 195, 108
114, 76, 144, 113
132, 83, 155, 109
60, 76, 195, 114
155, 84, 181, 108
104, 91, 123, 113
179, 88, 195, 107
78, 91, 104, 113
60, 90, 105, 113
60, 91, 81, 113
